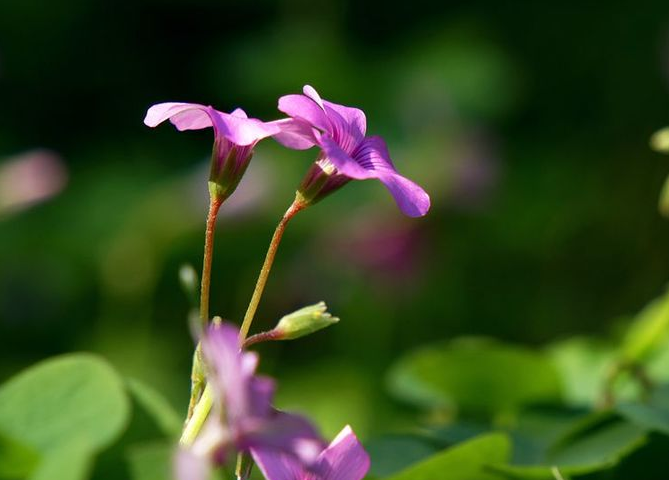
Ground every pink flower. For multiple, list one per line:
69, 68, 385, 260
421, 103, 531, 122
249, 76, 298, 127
274, 86, 430, 217
252, 425, 370, 480
144, 103, 280, 200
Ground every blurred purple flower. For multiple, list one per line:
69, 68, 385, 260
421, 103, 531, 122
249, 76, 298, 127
0, 149, 67, 217
274, 85, 430, 217
144, 103, 280, 200
177, 322, 324, 480
251, 425, 370, 480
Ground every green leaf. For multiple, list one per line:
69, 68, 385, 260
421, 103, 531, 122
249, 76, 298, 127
617, 385, 669, 435
620, 289, 669, 363
126, 378, 182, 438
28, 440, 91, 480
0, 430, 39, 478
547, 337, 617, 407
365, 435, 438, 478
126, 442, 173, 480
384, 433, 511, 480
387, 337, 561, 416
0, 353, 130, 453
494, 413, 647, 479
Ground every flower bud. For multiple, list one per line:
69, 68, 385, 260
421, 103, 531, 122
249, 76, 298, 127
274, 302, 339, 340
296, 156, 350, 207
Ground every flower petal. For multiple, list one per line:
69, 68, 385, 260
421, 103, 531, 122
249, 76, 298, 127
174, 448, 211, 480
144, 102, 214, 131
378, 173, 431, 217
278, 94, 331, 133
316, 426, 370, 480
270, 118, 318, 150
319, 135, 376, 180
251, 448, 304, 480
323, 100, 366, 145
215, 111, 281, 147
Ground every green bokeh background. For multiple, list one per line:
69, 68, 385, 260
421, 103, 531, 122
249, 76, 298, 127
1, 0, 669, 454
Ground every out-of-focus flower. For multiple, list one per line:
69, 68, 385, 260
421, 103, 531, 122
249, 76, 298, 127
177, 322, 323, 479
144, 103, 280, 201
251, 425, 370, 480
274, 85, 430, 217
0, 149, 67, 217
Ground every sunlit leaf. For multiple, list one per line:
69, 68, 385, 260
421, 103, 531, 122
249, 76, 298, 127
0, 354, 130, 453
28, 440, 91, 480
384, 433, 511, 480
0, 430, 39, 478
620, 289, 669, 363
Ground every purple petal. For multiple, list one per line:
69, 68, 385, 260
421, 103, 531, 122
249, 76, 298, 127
353, 137, 431, 217
318, 135, 375, 180
322, 101, 366, 146
278, 94, 331, 134
202, 323, 253, 423
316, 426, 370, 480
215, 111, 281, 147
174, 448, 211, 480
269, 118, 318, 150
251, 448, 305, 480
378, 173, 431, 217
240, 411, 324, 464
144, 102, 214, 131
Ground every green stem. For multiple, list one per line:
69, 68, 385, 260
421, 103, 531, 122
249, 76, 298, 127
238, 198, 304, 342
200, 197, 223, 328
180, 383, 214, 446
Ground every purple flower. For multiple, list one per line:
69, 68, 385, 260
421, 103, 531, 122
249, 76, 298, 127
251, 425, 370, 480
144, 102, 280, 200
274, 86, 430, 217
177, 322, 324, 480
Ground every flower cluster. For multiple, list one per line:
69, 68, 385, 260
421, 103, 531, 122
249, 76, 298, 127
145, 85, 430, 216
144, 86, 429, 480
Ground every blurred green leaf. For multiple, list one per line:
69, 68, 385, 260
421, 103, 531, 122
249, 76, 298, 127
126, 378, 182, 438
387, 337, 561, 416
384, 432, 511, 480
0, 430, 39, 478
494, 413, 647, 479
126, 442, 173, 480
620, 288, 669, 363
366, 435, 438, 478
0, 354, 130, 453
658, 175, 669, 218
617, 385, 669, 435
547, 337, 617, 407
28, 440, 91, 480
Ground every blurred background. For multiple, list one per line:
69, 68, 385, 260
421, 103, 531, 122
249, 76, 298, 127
2, 0, 669, 456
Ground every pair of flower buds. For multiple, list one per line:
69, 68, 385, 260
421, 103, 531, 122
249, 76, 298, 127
144, 85, 430, 217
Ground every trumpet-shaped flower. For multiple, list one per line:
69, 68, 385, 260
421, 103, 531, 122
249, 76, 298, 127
144, 103, 280, 200
274, 86, 430, 217
176, 323, 324, 480
251, 425, 370, 480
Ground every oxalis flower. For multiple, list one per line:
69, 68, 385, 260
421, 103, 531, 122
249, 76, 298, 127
177, 322, 324, 480
251, 425, 370, 480
144, 103, 280, 201
274, 86, 430, 217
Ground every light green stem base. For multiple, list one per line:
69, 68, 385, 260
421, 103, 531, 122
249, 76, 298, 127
180, 383, 214, 446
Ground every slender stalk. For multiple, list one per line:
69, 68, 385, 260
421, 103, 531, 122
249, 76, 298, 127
238, 199, 304, 341
200, 197, 223, 328
180, 383, 214, 446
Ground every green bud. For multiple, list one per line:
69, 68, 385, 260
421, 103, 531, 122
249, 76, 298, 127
274, 302, 339, 340
651, 127, 669, 154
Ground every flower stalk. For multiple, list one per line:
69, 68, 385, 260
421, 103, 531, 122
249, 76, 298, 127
238, 195, 306, 342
